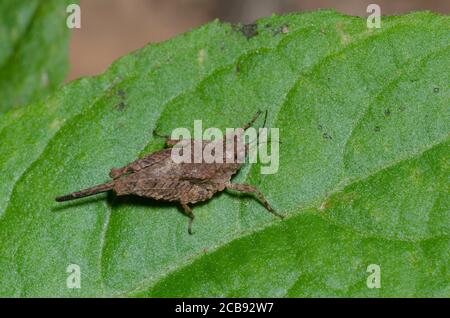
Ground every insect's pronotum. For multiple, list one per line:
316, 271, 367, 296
55, 111, 283, 234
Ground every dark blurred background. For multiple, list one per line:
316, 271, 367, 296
68, 0, 449, 81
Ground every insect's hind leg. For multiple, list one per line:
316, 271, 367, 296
226, 183, 284, 219
180, 202, 195, 235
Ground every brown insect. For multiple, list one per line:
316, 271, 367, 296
55, 111, 283, 234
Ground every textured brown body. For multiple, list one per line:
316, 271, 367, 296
56, 112, 283, 234
111, 141, 241, 204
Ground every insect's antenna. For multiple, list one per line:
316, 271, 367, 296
262, 109, 268, 129
243, 110, 262, 131
256, 109, 268, 140
245, 110, 274, 151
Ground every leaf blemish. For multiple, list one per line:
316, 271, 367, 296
239, 23, 258, 39
117, 89, 126, 98
335, 21, 351, 44
198, 48, 206, 65
114, 89, 127, 110
319, 199, 333, 211
50, 118, 64, 130
115, 102, 126, 111
274, 24, 289, 35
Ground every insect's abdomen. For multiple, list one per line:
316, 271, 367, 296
115, 177, 225, 204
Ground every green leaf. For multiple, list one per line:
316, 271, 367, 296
0, 0, 73, 113
0, 10, 448, 297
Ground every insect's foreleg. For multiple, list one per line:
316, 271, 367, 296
165, 139, 184, 147
180, 202, 195, 235
153, 130, 183, 147
226, 183, 284, 219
